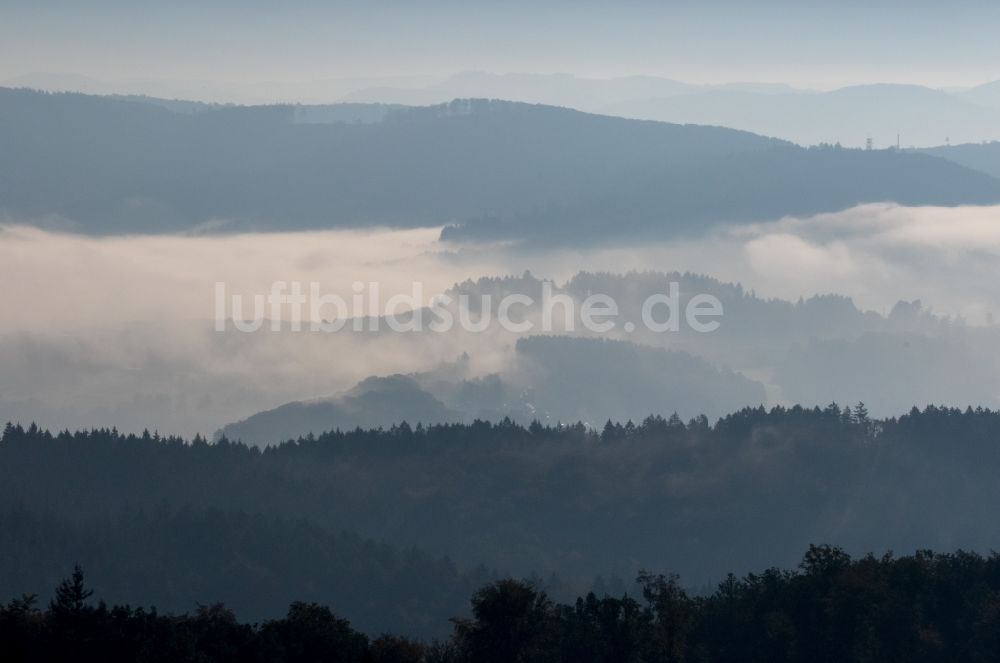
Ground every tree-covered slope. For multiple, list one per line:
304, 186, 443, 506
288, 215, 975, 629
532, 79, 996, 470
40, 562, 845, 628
3, 89, 998, 241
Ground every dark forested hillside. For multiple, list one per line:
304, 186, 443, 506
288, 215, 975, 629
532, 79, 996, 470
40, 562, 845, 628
2, 88, 999, 239
5, 404, 1000, 636
0, 507, 482, 637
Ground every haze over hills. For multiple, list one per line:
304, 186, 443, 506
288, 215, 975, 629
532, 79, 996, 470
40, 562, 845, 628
606, 84, 1000, 149
341, 72, 1000, 148
13, 70, 1000, 148
219, 374, 463, 446
218, 336, 767, 446
9, 1, 1000, 655
214, 271, 1000, 447
3, 259, 999, 441
920, 141, 1000, 179
959, 79, 1000, 110
337, 71, 801, 110
0, 71, 443, 106
3, 87, 1000, 244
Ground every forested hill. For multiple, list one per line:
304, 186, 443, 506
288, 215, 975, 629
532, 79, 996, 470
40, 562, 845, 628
5, 404, 1000, 635
3, 88, 999, 240
921, 141, 1000, 179
217, 336, 767, 446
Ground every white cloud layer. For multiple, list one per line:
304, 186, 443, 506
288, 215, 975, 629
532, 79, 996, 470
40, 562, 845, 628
2, 202, 999, 436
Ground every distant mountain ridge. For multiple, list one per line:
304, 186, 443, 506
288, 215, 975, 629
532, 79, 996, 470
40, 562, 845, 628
959, 79, 1000, 110
2, 88, 999, 242
8, 70, 1000, 146
920, 141, 1000, 179
343, 73, 1000, 147
604, 83, 1000, 148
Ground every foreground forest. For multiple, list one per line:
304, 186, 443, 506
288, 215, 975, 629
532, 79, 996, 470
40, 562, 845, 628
6, 545, 1000, 662
4, 405, 1000, 636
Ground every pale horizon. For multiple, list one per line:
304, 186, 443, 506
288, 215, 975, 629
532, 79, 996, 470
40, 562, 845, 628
4, 1, 1000, 103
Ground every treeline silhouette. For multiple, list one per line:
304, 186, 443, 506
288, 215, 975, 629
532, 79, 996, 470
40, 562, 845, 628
7, 544, 1000, 662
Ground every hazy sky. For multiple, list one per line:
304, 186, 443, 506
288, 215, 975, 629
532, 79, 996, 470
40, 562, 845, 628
3, 0, 1000, 98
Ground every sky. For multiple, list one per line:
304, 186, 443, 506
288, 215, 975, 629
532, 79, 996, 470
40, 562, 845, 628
3, 1, 1000, 100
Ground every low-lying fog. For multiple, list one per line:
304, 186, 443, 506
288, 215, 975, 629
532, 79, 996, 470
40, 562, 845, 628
3, 202, 1000, 437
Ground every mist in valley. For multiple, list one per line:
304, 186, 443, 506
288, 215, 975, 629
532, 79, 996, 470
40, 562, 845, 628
3, 201, 1000, 439
7, 4, 1000, 650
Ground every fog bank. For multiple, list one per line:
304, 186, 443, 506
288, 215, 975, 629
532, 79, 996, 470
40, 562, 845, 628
3, 203, 999, 436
